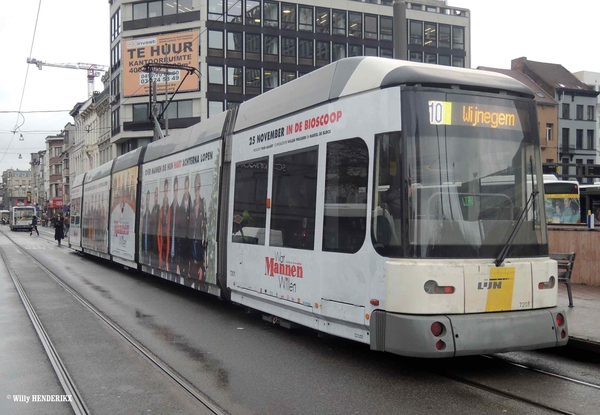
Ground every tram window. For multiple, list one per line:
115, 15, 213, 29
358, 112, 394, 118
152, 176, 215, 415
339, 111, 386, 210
270, 147, 318, 250
323, 138, 368, 253
232, 158, 269, 245
372, 132, 403, 253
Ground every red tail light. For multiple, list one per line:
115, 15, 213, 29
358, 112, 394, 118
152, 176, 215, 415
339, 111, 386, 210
431, 322, 444, 337
435, 340, 446, 350
538, 276, 556, 290
556, 313, 565, 327
424, 280, 456, 295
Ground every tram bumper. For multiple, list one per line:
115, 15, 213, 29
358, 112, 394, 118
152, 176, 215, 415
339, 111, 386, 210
370, 307, 568, 358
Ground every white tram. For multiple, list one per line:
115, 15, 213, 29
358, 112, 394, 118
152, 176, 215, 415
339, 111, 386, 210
10, 206, 35, 231
71, 57, 568, 357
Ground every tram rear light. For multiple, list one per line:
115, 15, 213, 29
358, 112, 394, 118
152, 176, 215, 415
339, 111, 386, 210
424, 280, 456, 295
370, 299, 380, 306
435, 340, 446, 350
431, 322, 444, 337
556, 313, 565, 327
561, 329, 566, 339
538, 276, 556, 290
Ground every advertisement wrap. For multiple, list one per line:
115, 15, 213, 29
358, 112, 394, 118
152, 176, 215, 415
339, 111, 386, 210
140, 140, 221, 285
109, 167, 138, 264
82, 176, 110, 253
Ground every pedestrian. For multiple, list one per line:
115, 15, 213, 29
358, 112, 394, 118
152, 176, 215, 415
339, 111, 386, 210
30, 214, 39, 236
54, 215, 65, 246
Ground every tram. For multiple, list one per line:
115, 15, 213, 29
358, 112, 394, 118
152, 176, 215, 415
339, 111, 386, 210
71, 57, 568, 357
10, 206, 35, 231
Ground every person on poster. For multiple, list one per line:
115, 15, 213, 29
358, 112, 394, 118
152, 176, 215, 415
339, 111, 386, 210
157, 178, 171, 270
178, 175, 192, 276
169, 176, 182, 274
142, 190, 152, 264
189, 173, 207, 280
150, 185, 160, 267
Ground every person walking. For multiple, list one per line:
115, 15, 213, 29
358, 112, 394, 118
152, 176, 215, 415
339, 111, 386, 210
30, 214, 39, 236
54, 215, 65, 246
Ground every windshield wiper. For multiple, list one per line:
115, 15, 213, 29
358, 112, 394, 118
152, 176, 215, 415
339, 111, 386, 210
494, 190, 538, 267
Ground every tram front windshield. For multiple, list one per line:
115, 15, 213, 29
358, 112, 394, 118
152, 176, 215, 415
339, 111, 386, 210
372, 88, 547, 259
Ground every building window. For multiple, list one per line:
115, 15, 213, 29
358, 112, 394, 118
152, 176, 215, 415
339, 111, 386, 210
365, 46, 377, 56
299, 39, 314, 65
364, 15, 377, 40
380, 48, 393, 58
264, 1, 279, 28
299, 6, 313, 31
588, 105, 595, 121
208, 30, 224, 57
232, 157, 268, 245
281, 70, 296, 84
246, 33, 261, 60
576, 104, 584, 120
452, 56, 464, 67
452, 26, 464, 50
133, 104, 148, 122
133, 3, 147, 20
409, 51, 422, 62
316, 8, 330, 34
264, 69, 279, 91
164, 100, 192, 119
424, 22, 436, 47
348, 44, 362, 57
227, 67, 243, 93
163, 0, 176, 16
227, 0, 242, 23
349, 12, 362, 38
409, 20, 423, 45
208, 65, 224, 87
227, 31, 243, 59
424, 53, 436, 64
562, 128, 570, 147
316, 41, 330, 66
110, 8, 121, 42
332, 43, 346, 61
438, 24, 451, 49
282, 3, 296, 30
208, 101, 224, 118
208, 0, 223, 21
546, 123, 553, 141
323, 138, 368, 254
588, 130, 595, 149
271, 147, 318, 250
562, 103, 570, 119
332, 10, 346, 36
380, 16, 393, 42
246, 0, 261, 25
264, 35, 279, 57
281, 37, 296, 64
246, 68, 261, 94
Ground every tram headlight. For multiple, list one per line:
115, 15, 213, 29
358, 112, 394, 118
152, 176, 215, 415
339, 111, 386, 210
538, 276, 556, 290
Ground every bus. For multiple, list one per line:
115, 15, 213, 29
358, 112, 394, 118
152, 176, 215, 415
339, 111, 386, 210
10, 206, 35, 231
72, 57, 567, 357
543, 176, 581, 224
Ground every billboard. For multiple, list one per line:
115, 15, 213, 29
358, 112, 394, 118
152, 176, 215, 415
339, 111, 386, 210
123, 30, 199, 98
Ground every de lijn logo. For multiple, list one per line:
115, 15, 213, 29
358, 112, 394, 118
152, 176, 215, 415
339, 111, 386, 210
477, 277, 510, 290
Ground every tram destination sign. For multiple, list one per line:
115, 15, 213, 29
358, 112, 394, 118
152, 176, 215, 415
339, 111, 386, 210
428, 100, 526, 131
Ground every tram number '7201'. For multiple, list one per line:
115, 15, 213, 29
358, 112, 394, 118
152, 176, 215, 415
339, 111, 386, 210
428, 101, 452, 125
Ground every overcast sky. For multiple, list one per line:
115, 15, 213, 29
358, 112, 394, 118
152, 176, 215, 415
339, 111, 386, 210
1, 0, 599, 172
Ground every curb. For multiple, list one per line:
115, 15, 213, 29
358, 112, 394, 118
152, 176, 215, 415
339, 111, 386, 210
566, 337, 600, 354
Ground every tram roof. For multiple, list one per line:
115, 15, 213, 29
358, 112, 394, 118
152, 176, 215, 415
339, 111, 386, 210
84, 160, 113, 183
113, 146, 144, 173
143, 110, 228, 163
234, 57, 534, 132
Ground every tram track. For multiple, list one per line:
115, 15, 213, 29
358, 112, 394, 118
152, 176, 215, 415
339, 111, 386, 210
2, 231, 229, 415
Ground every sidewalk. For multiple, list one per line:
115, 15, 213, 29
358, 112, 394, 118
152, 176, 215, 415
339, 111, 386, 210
559, 283, 600, 353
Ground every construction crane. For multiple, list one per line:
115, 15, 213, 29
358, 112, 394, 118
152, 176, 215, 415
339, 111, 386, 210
26, 57, 109, 98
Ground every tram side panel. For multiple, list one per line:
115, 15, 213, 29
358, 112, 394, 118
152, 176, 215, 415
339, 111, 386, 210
109, 166, 139, 268
69, 184, 83, 251
227, 88, 402, 342
82, 176, 111, 259
139, 139, 223, 296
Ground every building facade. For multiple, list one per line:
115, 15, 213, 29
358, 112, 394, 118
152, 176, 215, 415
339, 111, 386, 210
45, 135, 64, 216
1, 169, 32, 208
29, 150, 46, 214
573, 71, 600, 164
107, 0, 470, 155
512, 57, 599, 182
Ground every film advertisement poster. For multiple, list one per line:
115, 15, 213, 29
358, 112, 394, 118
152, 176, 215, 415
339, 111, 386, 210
110, 167, 138, 260
123, 30, 199, 97
83, 176, 110, 253
69, 186, 82, 246
140, 141, 221, 284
